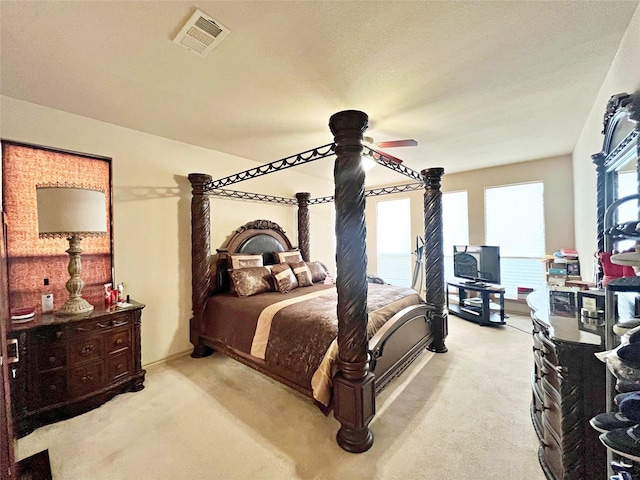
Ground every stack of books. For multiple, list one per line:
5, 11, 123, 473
544, 249, 582, 288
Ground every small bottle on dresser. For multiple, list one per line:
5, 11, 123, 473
41, 278, 54, 313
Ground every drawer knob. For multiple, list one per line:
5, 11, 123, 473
56, 331, 63, 339
80, 345, 95, 356
117, 363, 123, 370
81, 374, 94, 382
116, 338, 123, 345
76, 327, 88, 333
49, 356, 56, 364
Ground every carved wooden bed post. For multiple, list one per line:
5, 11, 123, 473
296, 192, 311, 261
421, 168, 448, 353
188, 173, 214, 358
329, 110, 375, 453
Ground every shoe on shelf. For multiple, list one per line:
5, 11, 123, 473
616, 391, 640, 406
610, 473, 633, 480
618, 379, 640, 393
619, 393, 640, 424
611, 459, 634, 473
607, 356, 640, 382
615, 320, 640, 337
590, 412, 636, 433
618, 343, 640, 369
597, 345, 624, 363
628, 326, 640, 344
600, 425, 640, 462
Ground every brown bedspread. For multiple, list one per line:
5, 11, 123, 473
203, 283, 422, 401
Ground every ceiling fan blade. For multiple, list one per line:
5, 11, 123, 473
375, 139, 418, 148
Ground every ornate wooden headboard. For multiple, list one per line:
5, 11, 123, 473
211, 220, 295, 293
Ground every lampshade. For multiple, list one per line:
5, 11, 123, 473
37, 187, 107, 236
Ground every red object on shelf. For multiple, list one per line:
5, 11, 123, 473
10, 307, 35, 317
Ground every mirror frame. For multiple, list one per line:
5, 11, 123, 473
592, 92, 640, 284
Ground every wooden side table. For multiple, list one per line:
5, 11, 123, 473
8, 301, 145, 437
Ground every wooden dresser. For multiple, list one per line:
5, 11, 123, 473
528, 290, 606, 480
8, 301, 145, 438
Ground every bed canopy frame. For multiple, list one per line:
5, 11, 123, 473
189, 110, 447, 452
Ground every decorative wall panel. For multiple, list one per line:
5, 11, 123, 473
2, 142, 112, 313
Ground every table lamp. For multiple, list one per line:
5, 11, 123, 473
36, 185, 107, 315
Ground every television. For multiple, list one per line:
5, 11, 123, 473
453, 245, 501, 285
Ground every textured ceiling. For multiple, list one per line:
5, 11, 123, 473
1, 1, 638, 186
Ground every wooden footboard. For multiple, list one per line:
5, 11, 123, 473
369, 303, 435, 392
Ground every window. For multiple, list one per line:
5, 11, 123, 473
617, 171, 638, 251
485, 182, 546, 299
376, 198, 411, 287
442, 191, 469, 280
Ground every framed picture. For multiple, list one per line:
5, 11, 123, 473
1, 141, 113, 314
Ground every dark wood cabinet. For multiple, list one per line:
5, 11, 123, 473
8, 302, 145, 438
528, 290, 606, 480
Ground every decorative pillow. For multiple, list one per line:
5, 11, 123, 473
306, 261, 327, 283
275, 250, 303, 265
230, 254, 264, 270
271, 263, 298, 293
230, 267, 273, 297
290, 261, 313, 287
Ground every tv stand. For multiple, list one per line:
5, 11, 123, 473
446, 280, 506, 326
463, 280, 487, 287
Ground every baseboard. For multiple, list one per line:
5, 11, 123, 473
142, 349, 193, 369
505, 298, 530, 315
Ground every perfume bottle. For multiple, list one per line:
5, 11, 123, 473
41, 278, 54, 313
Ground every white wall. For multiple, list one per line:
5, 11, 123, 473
573, 4, 640, 278
0, 96, 336, 365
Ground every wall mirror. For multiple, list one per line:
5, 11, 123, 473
593, 92, 640, 282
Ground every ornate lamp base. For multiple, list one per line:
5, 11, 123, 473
56, 297, 94, 316
55, 234, 95, 316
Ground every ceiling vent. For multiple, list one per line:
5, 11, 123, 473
173, 9, 230, 57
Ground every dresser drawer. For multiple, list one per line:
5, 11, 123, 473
70, 363, 105, 398
107, 350, 131, 383
539, 333, 558, 360
531, 372, 545, 441
533, 332, 544, 351
541, 382, 562, 441
36, 370, 68, 407
36, 342, 66, 371
69, 336, 104, 366
542, 432, 563, 480
32, 326, 66, 343
106, 327, 131, 354
541, 357, 561, 391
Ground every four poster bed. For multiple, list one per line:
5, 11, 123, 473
189, 110, 448, 453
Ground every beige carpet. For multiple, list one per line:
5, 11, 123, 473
15, 314, 545, 480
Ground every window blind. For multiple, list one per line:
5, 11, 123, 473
376, 198, 411, 287
485, 182, 546, 298
442, 191, 470, 280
